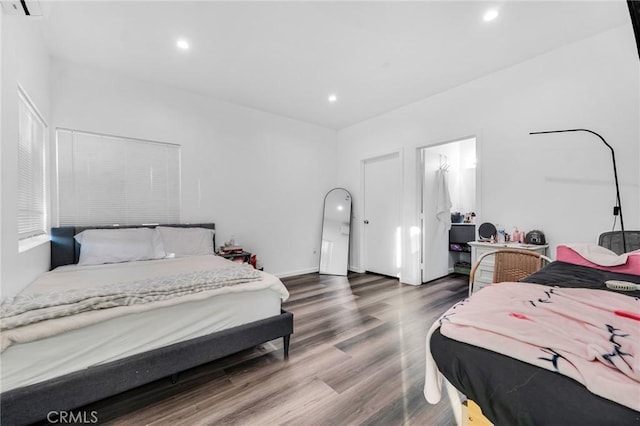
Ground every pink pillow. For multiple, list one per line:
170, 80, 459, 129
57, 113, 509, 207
557, 245, 640, 275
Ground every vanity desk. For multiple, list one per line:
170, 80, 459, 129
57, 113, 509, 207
468, 241, 549, 291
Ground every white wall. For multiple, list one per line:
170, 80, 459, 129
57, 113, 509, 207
50, 60, 338, 277
1, 14, 51, 298
1, 10, 3, 291
457, 138, 476, 215
337, 25, 640, 285
2, 19, 637, 293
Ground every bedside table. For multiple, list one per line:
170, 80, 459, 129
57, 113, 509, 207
218, 251, 252, 264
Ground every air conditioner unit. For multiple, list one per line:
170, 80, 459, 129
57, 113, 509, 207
1, 0, 42, 16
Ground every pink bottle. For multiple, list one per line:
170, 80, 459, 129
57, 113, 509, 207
513, 228, 521, 244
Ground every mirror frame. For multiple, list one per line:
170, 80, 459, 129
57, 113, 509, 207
319, 188, 352, 276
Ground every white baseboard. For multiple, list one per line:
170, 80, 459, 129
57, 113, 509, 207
274, 267, 319, 278
349, 265, 365, 273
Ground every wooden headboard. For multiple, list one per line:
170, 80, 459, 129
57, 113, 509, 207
50, 223, 216, 270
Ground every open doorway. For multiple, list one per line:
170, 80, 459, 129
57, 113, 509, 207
420, 137, 477, 283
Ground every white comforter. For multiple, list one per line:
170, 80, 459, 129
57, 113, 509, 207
1, 255, 289, 352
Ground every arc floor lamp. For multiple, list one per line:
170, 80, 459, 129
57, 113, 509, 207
529, 128, 627, 253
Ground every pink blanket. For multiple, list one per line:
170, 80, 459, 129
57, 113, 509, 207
557, 244, 640, 275
437, 283, 640, 411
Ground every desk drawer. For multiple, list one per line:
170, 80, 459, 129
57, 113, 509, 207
475, 266, 494, 283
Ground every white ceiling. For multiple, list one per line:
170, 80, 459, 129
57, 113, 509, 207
39, 1, 630, 130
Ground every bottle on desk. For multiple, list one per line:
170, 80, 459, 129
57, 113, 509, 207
513, 228, 521, 244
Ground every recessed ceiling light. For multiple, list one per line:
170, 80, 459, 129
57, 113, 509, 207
328, 94, 337, 103
483, 9, 499, 22
176, 39, 190, 50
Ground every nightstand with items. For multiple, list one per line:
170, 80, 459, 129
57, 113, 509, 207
217, 249, 252, 264
449, 224, 476, 275
217, 246, 262, 270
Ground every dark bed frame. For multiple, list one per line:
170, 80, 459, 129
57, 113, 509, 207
1, 223, 293, 425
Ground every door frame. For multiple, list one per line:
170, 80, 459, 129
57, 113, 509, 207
359, 148, 404, 277
417, 134, 482, 283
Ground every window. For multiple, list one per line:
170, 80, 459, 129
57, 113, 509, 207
18, 88, 47, 239
56, 129, 181, 226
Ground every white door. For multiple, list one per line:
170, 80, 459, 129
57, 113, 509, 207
422, 149, 451, 282
363, 153, 401, 277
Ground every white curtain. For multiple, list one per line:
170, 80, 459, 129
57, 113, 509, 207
18, 89, 47, 239
56, 129, 181, 226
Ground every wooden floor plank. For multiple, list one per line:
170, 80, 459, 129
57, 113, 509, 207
76, 272, 467, 426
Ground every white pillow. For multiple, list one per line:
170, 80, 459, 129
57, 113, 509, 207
156, 226, 215, 257
75, 228, 166, 266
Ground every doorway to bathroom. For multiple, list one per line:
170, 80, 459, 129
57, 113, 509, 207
420, 137, 477, 283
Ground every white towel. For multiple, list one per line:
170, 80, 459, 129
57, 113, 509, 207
435, 169, 452, 231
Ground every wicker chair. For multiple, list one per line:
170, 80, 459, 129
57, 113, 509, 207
598, 231, 640, 255
469, 249, 552, 296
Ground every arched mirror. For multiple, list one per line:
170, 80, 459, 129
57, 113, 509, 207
319, 188, 352, 276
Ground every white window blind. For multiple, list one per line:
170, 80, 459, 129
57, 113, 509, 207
18, 88, 47, 239
56, 129, 181, 226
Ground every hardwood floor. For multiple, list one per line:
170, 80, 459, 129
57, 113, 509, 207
83, 272, 468, 426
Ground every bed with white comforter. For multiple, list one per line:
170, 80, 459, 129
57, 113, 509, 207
1, 255, 289, 392
0, 223, 293, 425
